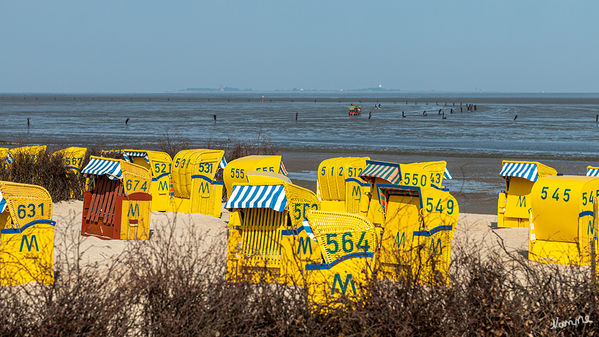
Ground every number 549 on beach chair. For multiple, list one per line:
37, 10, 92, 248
0, 181, 55, 286
81, 156, 152, 240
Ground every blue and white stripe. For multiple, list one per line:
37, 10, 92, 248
6, 153, 13, 164
81, 158, 123, 180
219, 157, 227, 170
301, 220, 316, 241
0, 188, 6, 213
123, 151, 150, 164
443, 168, 453, 180
499, 162, 539, 182
225, 185, 287, 212
587, 168, 599, 177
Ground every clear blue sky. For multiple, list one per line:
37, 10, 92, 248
0, 0, 597, 93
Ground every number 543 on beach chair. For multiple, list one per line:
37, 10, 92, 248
81, 156, 152, 240
0, 181, 55, 286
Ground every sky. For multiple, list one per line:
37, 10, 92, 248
0, 0, 597, 93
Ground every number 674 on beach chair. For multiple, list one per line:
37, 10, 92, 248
0, 181, 55, 286
81, 156, 152, 240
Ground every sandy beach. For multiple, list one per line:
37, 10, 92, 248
52, 199, 528, 270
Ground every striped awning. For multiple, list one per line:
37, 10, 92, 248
444, 168, 453, 180
81, 158, 123, 180
587, 168, 599, 177
377, 184, 422, 213
0, 188, 6, 213
360, 160, 401, 184
219, 157, 228, 169
225, 185, 288, 212
279, 162, 288, 176
499, 162, 539, 182
122, 151, 150, 164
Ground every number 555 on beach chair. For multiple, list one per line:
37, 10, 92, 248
0, 181, 55, 286
168, 149, 227, 217
224, 155, 288, 226
81, 156, 152, 240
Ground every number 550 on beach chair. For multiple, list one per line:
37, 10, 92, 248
0, 181, 55, 286
81, 156, 152, 240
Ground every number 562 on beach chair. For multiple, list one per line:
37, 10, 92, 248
81, 156, 152, 240
0, 181, 55, 286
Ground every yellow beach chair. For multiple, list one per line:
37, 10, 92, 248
375, 184, 458, 284
316, 157, 370, 216
529, 175, 599, 265
0, 148, 8, 166
497, 160, 557, 228
169, 149, 227, 216
223, 155, 288, 226
121, 149, 173, 212
6, 145, 47, 164
0, 181, 55, 286
359, 160, 453, 226
53, 147, 87, 174
225, 174, 321, 284
81, 156, 152, 240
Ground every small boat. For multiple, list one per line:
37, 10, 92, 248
348, 104, 361, 116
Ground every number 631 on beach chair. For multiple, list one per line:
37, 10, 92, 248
0, 181, 55, 286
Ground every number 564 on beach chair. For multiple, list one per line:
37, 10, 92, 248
81, 156, 152, 240
0, 181, 55, 286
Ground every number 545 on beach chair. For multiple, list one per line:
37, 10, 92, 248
0, 181, 55, 286
81, 156, 152, 240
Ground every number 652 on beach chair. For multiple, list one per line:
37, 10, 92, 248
0, 181, 55, 286
81, 156, 152, 240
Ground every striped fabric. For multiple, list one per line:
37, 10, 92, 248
444, 168, 453, 180
587, 168, 599, 177
81, 158, 123, 180
279, 162, 288, 176
123, 151, 150, 164
0, 188, 6, 213
360, 160, 401, 184
499, 162, 539, 182
225, 185, 288, 212
6, 153, 13, 164
376, 184, 422, 212
219, 157, 228, 169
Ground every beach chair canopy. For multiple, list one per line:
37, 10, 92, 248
376, 184, 422, 213
225, 185, 287, 212
82, 157, 123, 180
499, 160, 557, 182
360, 160, 401, 185
586, 166, 599, 177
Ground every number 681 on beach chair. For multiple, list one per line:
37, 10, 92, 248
81, 156, 152, 240
0, 181, 55, 286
